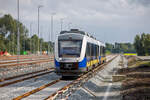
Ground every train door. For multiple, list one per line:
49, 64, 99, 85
86, 42, 91, 71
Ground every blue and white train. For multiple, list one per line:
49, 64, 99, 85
54, 29, 106, 77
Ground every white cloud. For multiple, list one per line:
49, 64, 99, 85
0, 0, 150, 43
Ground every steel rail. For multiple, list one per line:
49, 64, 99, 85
0, 68, 54, 82
0, 59, 53, 68
0, 59, 52, 66
0, 55, 53, 61
0, 68, 54, 87
13, 79, 61, 100
0, 59, 52, 65
0, 58, 53, 63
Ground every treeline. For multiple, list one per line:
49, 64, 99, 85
106, 33, 150, 56
105, 42, 136, 54
0, 14, 53, 55
134, 33, 150, 56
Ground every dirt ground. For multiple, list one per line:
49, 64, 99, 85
118, 56, 150, 100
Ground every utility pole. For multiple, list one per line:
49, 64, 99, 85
60, 18, 64, 32
51, 13, 56, 42
40, 26, 43, 55
37, 5, 43, 55
13, 30, 15, 55
17, 0, 20, 64
0, 12, 3, 16
51, 15, 53, 43
48, 25, 51, 55
30, 23, 32, 54
68, 22, 72, 30
51, 13, 55, 53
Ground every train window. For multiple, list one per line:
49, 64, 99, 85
86, 43, 90, 57
100, 46, 102, 56
94, 44, 96, 56
102, 46, 104, 56
86, 43, 100, 57
90, 43, 92, 56
96, 45, 98, 57
97, 45, 99, 56
101, 46, 105, 57
58, 40, 82, 57
93, 44, 95, 56
89, 43, 92, 56
103, 47, 106, 56
98, 46, 99, 56
92, 44, 95, 56
95, 45, 97, 56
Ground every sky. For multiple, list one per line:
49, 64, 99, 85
0, 0, 150, 43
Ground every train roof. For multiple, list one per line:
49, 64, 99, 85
60, 29, 97, 39
59, 29, 105, 46
60, 29, 85, 35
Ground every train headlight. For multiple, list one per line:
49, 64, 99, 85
76, 58, 79, 61
59, 58, 62, 61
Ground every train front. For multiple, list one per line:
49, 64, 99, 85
54, 31, 86, 76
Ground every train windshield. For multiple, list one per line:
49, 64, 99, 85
59, 40, 82, 57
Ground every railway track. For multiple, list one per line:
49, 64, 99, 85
0, 68, 54, 87
13, 79, 61, 100
0, 69, 52, 82
10, 55, 117, 100
45, 55, 117, 100
0, 57, 54, 68
0, 59, 53, 68
0, 55, 53, 60
0, 58, 52, 64
0, 55, 54, 84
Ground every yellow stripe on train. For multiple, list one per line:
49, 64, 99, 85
86, 57, 106, 67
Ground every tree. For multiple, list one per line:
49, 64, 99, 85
0, 14, 28, 54
144, 34, 150, 55
134, 33, 150, 56
30, 34, 39, 53
0, 34, 6, 51
0, 14, 54, 55
106, 42, 136, 54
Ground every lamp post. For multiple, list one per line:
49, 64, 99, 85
68, 22, 72, 30
30, 23, 32, 54
17, 0, 20, 65
40, 26, 43, 55
0, 11, 3, 16
50, 13, 56, 54
51, 13, 56, 42
60, 18, 64, 32
37, 5, 43, 55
